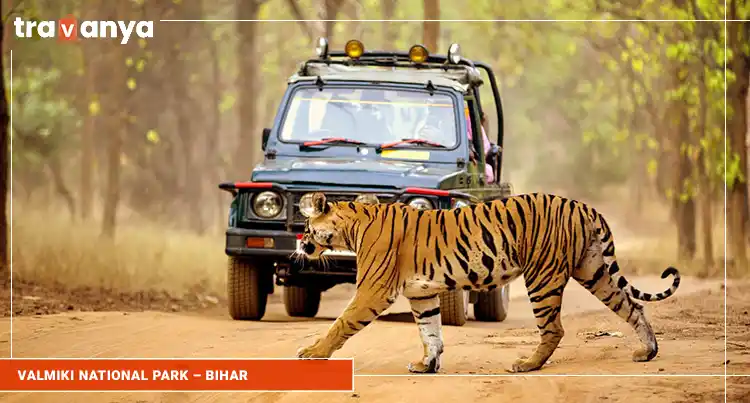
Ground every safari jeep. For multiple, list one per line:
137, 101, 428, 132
218, 39, 514, 326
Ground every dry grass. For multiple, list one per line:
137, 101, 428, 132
8, 188, 740, 304
605, 208, 742, 278
10, 203, 229, 297
555, 185, 741, 279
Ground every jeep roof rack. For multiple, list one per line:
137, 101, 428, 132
302, 39, 475, 74
294, 38, 506, 170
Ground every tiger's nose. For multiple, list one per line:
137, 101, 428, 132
302, 242, 316, 254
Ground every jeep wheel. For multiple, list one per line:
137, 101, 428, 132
474, 283, 510, 322
283, 286, 321, 318
227, 257, 271, 320
439, 289, 469, 326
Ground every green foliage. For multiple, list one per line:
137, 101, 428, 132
10, 66, 80, 190
11, 68, 79, 141
724, 152, 747, 190
5, 0, 740, 221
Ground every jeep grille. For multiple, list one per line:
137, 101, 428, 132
289, 192, 398, 223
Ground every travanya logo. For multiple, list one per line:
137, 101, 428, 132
13, 15, 154, 45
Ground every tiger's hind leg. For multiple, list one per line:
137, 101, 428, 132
405, 294, 444, 373
572, 249, 658, 362
510, 272, 569, 373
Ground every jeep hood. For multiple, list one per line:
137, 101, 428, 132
251, 157, 460, 189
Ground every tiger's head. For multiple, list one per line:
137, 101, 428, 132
294, 192, 359, 260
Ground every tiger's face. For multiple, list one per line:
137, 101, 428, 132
296, 192, 350, 260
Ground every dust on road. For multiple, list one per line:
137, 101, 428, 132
1, 276, 748, 403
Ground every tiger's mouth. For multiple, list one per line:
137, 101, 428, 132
291, 239, 324, 261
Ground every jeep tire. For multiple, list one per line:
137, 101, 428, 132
474, 283, 510, 322
439, 289, 469, 326
227, 257, 271, 320
283, 286, 322, 318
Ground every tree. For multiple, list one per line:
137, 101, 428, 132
101, 0, 134, 238
284, 0, 345, 46
79, 0, 99, 221
4, 0, 743, 276
726, 16, 749, 272
234, 0, 267, 180
381, 0, 397, 49
169, 0, 206, 233
422, 0, 440, 52
0, 19, 8, 283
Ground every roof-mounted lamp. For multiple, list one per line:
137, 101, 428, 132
345, 39, 365, 59
408, 44, 429, 64
447, 43, 461, 64
315, 37, 329, 58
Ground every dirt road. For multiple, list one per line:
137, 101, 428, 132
1, 275, 749, 402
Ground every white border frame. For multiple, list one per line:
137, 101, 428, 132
4, 12, 743, 400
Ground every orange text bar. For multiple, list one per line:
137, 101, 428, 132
0, 359, 353, 392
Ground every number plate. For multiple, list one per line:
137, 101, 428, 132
296, 239, 356, 257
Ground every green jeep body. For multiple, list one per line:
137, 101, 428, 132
218, 41, 514, 326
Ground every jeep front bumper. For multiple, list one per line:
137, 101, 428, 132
225, 228, 356, 260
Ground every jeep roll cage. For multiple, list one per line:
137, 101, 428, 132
296, 45, 506, 174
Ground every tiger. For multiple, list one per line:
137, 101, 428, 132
292, 191, 681, 373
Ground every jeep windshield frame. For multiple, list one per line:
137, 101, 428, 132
266, 80, 472, 165
307, 50, 504, 151
277, 83, 462, 150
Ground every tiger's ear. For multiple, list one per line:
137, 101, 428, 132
312, 192, 330, 216
300, 192, 329, 218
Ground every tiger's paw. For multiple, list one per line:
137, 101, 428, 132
296, 342, 330, 359
508, 358, 542, 373
407, 357, 441, 374
632, 347, 657, 362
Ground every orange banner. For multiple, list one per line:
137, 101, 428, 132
0, 359, 353, 392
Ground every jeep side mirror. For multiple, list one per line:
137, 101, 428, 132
261, 128, 271, 151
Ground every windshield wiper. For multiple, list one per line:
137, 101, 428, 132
376, 138, 447, 152
300, 137, 366, 150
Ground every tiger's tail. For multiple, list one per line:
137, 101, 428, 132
592, 208, 681, 302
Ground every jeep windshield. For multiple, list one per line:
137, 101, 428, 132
278, 86, 459, 149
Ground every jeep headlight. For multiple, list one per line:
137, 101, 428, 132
253, 191, 283, 218
355, 194, 379, 204
408, 197, 433, 210
452, 198, 470, 208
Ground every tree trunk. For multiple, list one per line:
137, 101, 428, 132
321, 0, 344, 48
80, 5, 98, 221
653, 110, 672, 206
422, 0, 440, 52
699, 173, 714, 271
345, 0, 364, 41
234, 1, 262, 180
101, 108, 124, 238
101, 2, 130, 238
667, 64, 697, 262
697, 64, 714, 271
172, 0, 204, 234
209, 24, 222, 234
727, 19, 749, 273
627, 84, 645, 219
747, 69, 750, 248
0, 20, 9, 285
381, 0, 397, 50
675, 112, 696, 261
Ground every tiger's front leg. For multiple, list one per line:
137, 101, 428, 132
296, 290, 396, 359
406, 294, 444, 373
